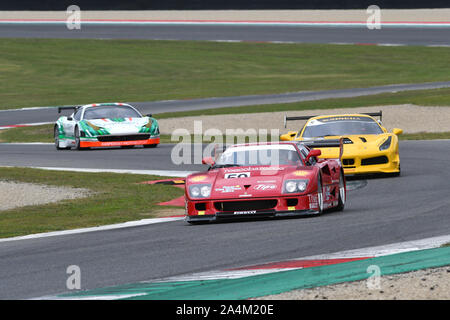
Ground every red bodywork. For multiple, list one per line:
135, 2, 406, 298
185, 142, 346, 223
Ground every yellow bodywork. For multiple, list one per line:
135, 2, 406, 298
280, 114, 402, 175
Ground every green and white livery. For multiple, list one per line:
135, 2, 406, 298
54, 103, 160, 150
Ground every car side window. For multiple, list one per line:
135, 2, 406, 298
73, 109, 82, 121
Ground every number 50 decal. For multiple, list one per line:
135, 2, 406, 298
225, 172, 251, 179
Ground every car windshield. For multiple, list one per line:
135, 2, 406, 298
302, 116, 383, 138
214, 145, 302, 167
83, 106, 141, 120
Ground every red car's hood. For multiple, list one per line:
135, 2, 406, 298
187, 165, 316, 200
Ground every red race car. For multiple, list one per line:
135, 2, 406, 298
185, 140, 346, 224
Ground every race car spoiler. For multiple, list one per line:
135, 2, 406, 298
301, 138, 344, 161
57, 106, 81, 113
284, 111, 382, 127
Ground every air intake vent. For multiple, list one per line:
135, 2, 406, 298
97, 134, 150, 142
343, 138, 353, 144
214, 200, 278, 212
361, 156, 388, 166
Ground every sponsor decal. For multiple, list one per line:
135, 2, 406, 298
215, 185, 242, 193
293, 170, 310, 177
320, 116, 372, 122
225, 172, 251, 179
233, 210, 257, 215
224, 166, 285, 173
254, 184, 277, 191
239, 194, 253, 197
191, 175, 207, 182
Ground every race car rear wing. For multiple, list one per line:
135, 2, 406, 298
301, 138, 344, 161
284, 111, 383, 128
57, 106, 81, 113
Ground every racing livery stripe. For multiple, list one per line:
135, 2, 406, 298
79, 137, 160, 147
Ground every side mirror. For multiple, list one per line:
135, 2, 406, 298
306, 149, 321, 163
392, 128, 403, 135
67, 117, 73, 121
146, 114, 153, 118
280, 131, 297, 141
202, 157, 215, 166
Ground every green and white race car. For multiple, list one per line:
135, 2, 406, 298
54, 103, 160, 150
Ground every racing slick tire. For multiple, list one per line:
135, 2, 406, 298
316, 172, 324, 215
54, 126, 70, 150
144, 144, 158, 148
74, 126, 89, 151
335, 170, 346, 212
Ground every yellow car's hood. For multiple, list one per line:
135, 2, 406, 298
301, 134, 392, 158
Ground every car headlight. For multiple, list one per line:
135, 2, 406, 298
200, 185, 211, 198
189, 184, 211, 198
379, 136, 392, 151
283, 180, 308, 193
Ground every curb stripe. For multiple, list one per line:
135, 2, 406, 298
54, 246, 450, 300
226, 257, 371, 270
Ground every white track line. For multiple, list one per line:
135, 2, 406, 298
0, 166, 196, 177
0, 216, 184, 243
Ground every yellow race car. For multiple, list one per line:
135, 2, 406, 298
280, 111, 403, 176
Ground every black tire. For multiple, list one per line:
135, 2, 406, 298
336, 171, 346, 212
74, 127, 89, 150
144, 144, 158, 148
120, 145, 135, 149
316, 173, 324, 215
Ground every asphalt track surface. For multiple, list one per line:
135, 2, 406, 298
1, 23, 450, 46
0, 139, 449, 299
2, 81, 450, 127
1, 22, 449, 300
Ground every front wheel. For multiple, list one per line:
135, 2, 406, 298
335, 171, 346, 211
316, 173, 324, 215
74, 127, 89, 150
144, 144, 158, 148
54, 126, 70, 150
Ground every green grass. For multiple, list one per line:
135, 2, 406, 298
155, 87, 450, 119
0, 167, 185, 238
2, 123, 450, 144
0, 124, 54, 143
1, 39, 450, 110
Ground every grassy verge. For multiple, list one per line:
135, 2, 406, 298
155, 87, 450, 119
1, 39, 450, 110
2, 123, 450, 144
0, 167, 185, 238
